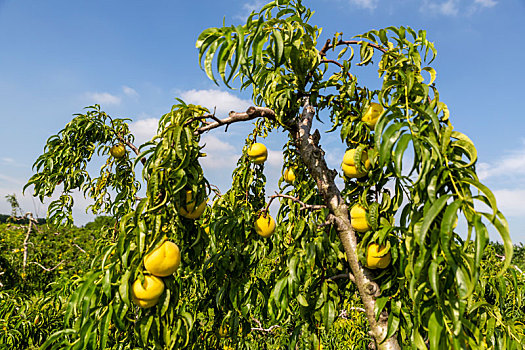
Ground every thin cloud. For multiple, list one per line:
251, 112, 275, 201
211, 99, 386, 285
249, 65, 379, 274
267, 149, 284, 169
421, 0, 459, 16
200, 135, 240, 170
421, 0, 498, 16
0, 173, 24, 186
235, 0, 266, 20
349, 0, 378, 10
129, 118, 159, 145
0, 157, 25, 168
492, 189, 525, 217
122, 85, 139, 97
179, 89, 252, 116
474, 0, 497, 8
478, 140, 525, 181
84, 92, 121, 105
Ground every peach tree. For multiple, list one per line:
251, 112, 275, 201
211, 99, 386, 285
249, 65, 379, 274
25, 0, 521, 349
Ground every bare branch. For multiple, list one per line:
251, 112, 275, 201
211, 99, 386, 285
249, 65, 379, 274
339, 308, 366, 319
269, 193, 327, 211
73, 243, 87, 254
328, 272, 356, 284
251, 325, 280, 333
113, 131, 146, 165
319, 38, 387, 57
196, 106, 276, 134
320, 59, 355, 81
29, 260, 65, 272
21, 212, 37, 277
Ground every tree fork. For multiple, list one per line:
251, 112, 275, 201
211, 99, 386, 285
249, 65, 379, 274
294, 101, 400, 349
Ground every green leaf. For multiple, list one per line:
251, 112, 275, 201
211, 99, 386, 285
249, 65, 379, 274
461, 177, 497, 219
428, 259, 441, 302
204, 40, 220, 85
139, 314, 154, 345
480, 211, 513, 276
393, 133, 412, 177
440, 199, 462, 267
99, 305, 113, 350
428, 309, 444, 349
472, 213, 488, 271
422, 67, 436, 85
272, 29, 284, 66
417, 194, 451, 245
374, 297, 389, 321
379, 122, 407, 167
297, 294, 309, 307
119, 269, 131, 306
217, 35, 236, 85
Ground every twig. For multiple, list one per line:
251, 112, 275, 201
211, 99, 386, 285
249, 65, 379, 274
73, 243, 87, 254
252, 318, 263, 328
22, 212, 38, 277
319, 38, 387, 57
114, 131, 146, 165
29, 260, 65, 272
251, 325, 280, 333
338, 307, 366, 319
495, 253, 505, 261
320, 59, 354, 81
209, 184, 222, 197
328, 272, 356, 283
195, 106, 276, 134
267, 193, 327, 212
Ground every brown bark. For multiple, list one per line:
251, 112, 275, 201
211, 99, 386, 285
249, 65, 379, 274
195, 106, 276, 134
293, 101, 400, 349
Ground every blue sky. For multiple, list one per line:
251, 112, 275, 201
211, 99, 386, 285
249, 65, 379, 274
1, 0, 524, 242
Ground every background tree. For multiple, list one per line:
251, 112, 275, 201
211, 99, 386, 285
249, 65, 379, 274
24, 0, 522, 349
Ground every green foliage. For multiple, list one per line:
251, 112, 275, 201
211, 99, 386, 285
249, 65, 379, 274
0, 223, 97, 292
0, 219, 108, 348
22, 0, 523, 349
24, 105, 140, 226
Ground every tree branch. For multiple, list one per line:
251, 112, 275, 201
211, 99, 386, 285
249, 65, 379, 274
319, 38, 387, 57
328, 272, 356, 284
22, 212, 38, 277
195, 106, 276, 134
29, 260, 65, 272
72, 243, 87, 254
114, 132, 146, 165
293, 100, 399, 349
267, 192, 327, 212
251, 325, 280, 333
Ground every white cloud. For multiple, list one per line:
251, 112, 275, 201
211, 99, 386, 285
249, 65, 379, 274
201, 134, 236, 153
1, 157, 26, 168
129, 118, 159, 145
421, 0, 498, 16
267, 149, 284, 168
200, 135, 240, 170
492, 189, 525, 217
474, 0, 497, 8
84, 92, 121, 105
349, 0, 378, 10
0, 173, 24, 186
478, 140, 525, 181
122, 85, 139, 97
421, 0, 459, 16
179, 89, 252, 116
235, 0, 267, 20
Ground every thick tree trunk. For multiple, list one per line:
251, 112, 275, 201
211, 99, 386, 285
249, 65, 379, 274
294, 102, 400, 349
